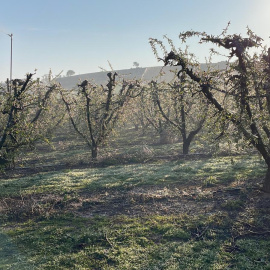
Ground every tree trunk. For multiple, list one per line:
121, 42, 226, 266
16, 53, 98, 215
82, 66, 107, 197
0, 148, 15, 169
134, 124, 139, 131
182, 138, 191, 155
262, 167, 270, 192
91, 145, 98, 159
159, 130, 172, 144
0, 157, 9, 167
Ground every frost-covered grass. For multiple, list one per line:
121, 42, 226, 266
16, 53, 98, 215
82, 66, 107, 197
1, 127, 269, 269
0, 155, 266, 197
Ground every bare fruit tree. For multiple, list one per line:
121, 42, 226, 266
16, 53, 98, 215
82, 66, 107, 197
61, 72, 140, 159
151, 75, 208, 154
0, 74, 64, 167
150, 27, 270, 192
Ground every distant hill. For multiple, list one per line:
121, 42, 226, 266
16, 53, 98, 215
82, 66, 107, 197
56, 62, 227, 89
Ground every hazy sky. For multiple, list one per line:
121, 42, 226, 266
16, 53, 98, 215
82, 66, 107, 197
0, 0, 269, 81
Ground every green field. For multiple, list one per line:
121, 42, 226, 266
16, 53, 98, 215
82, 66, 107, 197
1, 128, 270, 269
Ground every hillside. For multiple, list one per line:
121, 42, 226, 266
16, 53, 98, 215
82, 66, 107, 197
57, 62, 227, 89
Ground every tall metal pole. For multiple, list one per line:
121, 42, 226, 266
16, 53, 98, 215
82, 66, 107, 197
7, 33, 13, 82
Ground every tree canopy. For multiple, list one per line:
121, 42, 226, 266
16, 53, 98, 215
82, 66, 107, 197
150, 27, 270, 192
66, 70, 75, 77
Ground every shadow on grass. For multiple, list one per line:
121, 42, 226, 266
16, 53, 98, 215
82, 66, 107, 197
0, 229, 34, 270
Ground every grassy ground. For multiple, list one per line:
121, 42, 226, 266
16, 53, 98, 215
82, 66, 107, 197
1, 127, 270, 269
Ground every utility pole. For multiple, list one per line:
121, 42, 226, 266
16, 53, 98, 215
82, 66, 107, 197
7, 33, 13, 82
1, 31, 13, 91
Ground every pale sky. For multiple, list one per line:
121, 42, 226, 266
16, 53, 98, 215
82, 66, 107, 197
0, 0, 269, 82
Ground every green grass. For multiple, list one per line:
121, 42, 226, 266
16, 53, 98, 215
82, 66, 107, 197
1, 127, 269, 269
1, 213, 270, 269
0, 155, 266, 197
